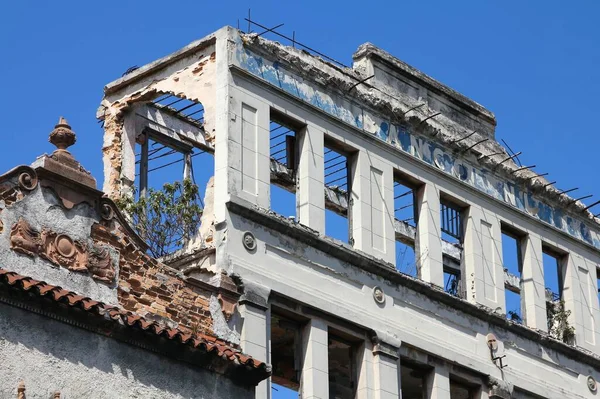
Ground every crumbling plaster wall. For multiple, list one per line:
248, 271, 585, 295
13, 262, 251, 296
0, 303, 252, 399
233, 32, 600, 252
223, 209, 599, 399
0, 183, 117, 304
98, 37, 218, 199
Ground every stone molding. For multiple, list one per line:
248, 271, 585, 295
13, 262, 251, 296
10, 218, 116, 284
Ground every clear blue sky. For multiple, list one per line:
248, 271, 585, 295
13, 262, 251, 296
1, 1, 599, 396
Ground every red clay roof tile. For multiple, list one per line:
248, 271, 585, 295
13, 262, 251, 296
0, 267, 267, 372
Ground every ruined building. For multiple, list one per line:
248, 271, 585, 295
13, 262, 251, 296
0, 119, 268, 397
95, 26, 600, 398
2, 25, 599, 398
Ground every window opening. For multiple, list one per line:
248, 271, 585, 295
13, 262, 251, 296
324, 143, 350, 243
502, 228, 524, 323
444, 269, 461, 297
450, 378, 477, 399
440, 198, 464, 297
271, 313, 302, 396
328, 332, 356, 399
400, 362, 426, 399
440, 200, 464, 244
130, 94, 212, 257
394, 174, 418, 276
542, 247, 564, 301
269, 114, 298, 219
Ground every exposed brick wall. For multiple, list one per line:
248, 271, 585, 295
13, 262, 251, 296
91, 223, 214, 335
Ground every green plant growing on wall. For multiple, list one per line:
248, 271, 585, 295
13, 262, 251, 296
547, 298, 575, 344
116, 179, 203, 258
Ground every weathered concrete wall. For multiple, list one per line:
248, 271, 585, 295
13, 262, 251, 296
224, 206, 598, 399
96, 26, 600, 399
231, 32, 600, 253
0, 302, 253, 399
0, 184, 117, 304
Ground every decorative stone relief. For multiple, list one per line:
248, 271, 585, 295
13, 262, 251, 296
0, 167, 39, 234
40, 230, 87, 272
10, 218, 43, 257
9, 218, 116, 284
88, 245, 116, 283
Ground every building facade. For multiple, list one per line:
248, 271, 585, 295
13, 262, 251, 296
97, 26, 600, 398
0, 119, 269, 398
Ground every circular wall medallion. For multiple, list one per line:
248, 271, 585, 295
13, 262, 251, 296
55, 235, 75, 258
587, 376, 597, 393
373, 286, 385, 304
486, 333, 498, 351
242, 231, 257, 251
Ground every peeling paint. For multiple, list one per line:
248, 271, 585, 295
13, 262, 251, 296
233, 35, 600, 251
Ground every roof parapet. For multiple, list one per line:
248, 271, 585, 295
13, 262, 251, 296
353, 42, 497, 138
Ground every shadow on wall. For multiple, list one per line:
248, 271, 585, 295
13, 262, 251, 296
0, 303, 246, 399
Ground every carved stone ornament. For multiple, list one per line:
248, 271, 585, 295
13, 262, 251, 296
88, 245, 116, 283
373, 286, 385, 304
9, 218, 116, 284
242, 231, 257, 251
40, 230, 87, 272
588, 376, 597, 393
10, 218, 43, 257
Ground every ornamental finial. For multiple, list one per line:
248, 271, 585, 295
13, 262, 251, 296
49, 116, 76, 152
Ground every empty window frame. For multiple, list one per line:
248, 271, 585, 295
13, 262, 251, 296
324, 141, 350, 243
400, 361, 427, 399
269, 112, 299, 219
440, 199, 464, 244
328, 332, 357, 399
542, 246, 565, 302
271, 312, 303, 395
502, 226, 524, 323
394, 173, 418, 276
440, 197, 465, 297
133, 95, 212, 256
450, 377, 478, 399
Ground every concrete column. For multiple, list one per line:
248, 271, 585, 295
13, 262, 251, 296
563, 253, 597, 350
521, 233, 547, 331
300, 318, 329, 399
214, 90, 271, 220
425, 363, 450, 399
415, 183, 444, 287
297, 125, 325, 234
464, 206, 505, 309
356, 342, 375, 399
239, 301, 271, 399
372, 343, 401, 399
351, 152, 395, 264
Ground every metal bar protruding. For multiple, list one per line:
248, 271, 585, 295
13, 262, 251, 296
420, 112, 442, 126
244, 18, 348, 67
256, 23, 285, 37
567, 194, 592, 204
450, 130, 477, 144
402, 103, 425, 116
583, 199, 600, 211
348, 75, 374, 91
496, 152, 522, 167
511, 165, 536, 174
542, 181, 557, 188
465, 139, 489, 152
524, 172, 548, 181
558, 187, 579, 196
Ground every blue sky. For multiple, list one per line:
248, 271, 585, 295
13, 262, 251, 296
2, 1, 599, 396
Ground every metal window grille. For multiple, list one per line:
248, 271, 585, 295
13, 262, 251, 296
440, 201, 463, 241
270, 121, 296, 170
394, 180, 416, 227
